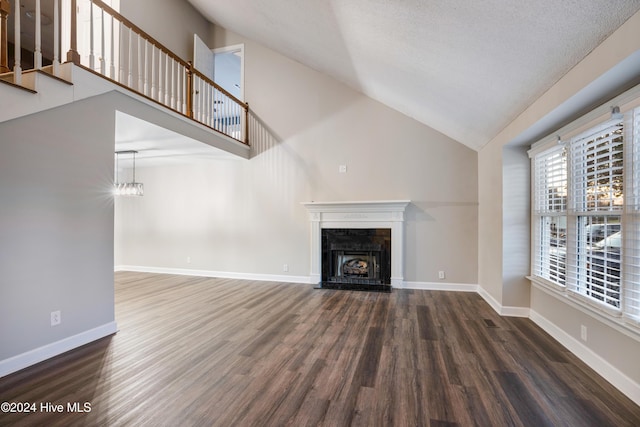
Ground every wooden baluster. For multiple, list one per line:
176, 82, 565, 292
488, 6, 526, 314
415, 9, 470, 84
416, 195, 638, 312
175, 63, 181, 112
67, 0, 80, 64
194, 77, 199, 121
137, 34, 142, 91
143, 39, 148, 95
52, 0, 60, 75
170, 59, 176, 109
100, 7, 105, 74
88, 0, 94, 69
119, 21, 125, 83
204, 80, 209, 126
213, 89, 218, 130
0, 0, 10, 73
127, 27, 132, 86
109, 14, 115, 79
224, 94, 229, 135
186, 61, 193, 118
164, 52, 169, 105
199, 79, 204, 122
158, 51, 163, 102
34, 0, 42, 68
150, 47, 156, 100
13, 0, 21, 84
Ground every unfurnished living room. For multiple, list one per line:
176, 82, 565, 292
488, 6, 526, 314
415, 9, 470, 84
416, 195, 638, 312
1, 0, 640, 426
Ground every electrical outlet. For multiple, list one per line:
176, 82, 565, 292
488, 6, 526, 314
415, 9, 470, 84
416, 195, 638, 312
580, 325, 587, 341
283, 264, 289, 272
186, 256, 191, 264
339, 165, 347, 173
438, 271, 445, 280
51, 311, 61, 326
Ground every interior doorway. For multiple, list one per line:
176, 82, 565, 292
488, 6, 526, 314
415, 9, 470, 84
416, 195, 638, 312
193, 34, 244, 101
213, 45, 244, 101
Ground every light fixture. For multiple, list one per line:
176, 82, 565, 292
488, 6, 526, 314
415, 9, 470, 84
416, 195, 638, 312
114, 150, 144, 196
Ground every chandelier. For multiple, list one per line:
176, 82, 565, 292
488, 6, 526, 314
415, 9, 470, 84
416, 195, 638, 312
114, 150, 144, 196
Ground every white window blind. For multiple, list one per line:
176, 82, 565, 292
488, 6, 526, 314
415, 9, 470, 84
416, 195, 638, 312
571, 122, 624, 212
534, 148, 567, 213
568, 121, 624, 309
532, 147, 567, 285
624, 107, 640, 321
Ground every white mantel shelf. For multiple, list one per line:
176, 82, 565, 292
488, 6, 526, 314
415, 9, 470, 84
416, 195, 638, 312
302, 200, 411, 288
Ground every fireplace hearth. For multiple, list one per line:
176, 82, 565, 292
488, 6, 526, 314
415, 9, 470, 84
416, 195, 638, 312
320, 228, 391, 292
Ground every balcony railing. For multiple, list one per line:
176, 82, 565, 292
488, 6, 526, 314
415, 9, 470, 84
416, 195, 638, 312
0, 0, 249, 145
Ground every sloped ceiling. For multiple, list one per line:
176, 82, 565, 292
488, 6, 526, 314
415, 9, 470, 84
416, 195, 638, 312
187, 0, 640, 151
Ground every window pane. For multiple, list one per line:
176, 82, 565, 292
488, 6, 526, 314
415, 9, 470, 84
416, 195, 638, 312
573, 215, 622, 308
572, 124, 624, 211
534, 216, 566, 285
534, 148, 567, 213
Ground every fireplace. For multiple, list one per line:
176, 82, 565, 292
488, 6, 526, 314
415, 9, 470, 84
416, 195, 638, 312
322, 228, 391, 291
302, 200, 410, 290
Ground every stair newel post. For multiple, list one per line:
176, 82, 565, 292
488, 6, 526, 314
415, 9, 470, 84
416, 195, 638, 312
67, 0, 80, 64
244, 102, 249, 146
0, 0, 9, 73
13, 0, 21, 84
187, 61, 194, 119
34, 0, 42, 68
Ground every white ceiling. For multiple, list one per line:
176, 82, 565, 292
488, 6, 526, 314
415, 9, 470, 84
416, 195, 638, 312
187, 0, 640, 151
115, 112, 239, 164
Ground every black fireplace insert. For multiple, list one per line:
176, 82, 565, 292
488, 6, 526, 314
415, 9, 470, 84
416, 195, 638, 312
318, 228, 391, 292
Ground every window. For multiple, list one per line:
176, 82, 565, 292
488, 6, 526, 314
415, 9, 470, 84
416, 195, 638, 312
532, 147, 567, 286
568, 121, 624, 308
531, 104, 640, 325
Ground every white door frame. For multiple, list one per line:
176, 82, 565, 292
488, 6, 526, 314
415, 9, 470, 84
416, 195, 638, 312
213, 43, 245, 102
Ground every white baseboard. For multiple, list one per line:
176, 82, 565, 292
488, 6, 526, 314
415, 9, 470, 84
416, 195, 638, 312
0, 321, 118, 378
115, 265, 311, 285
400, 281, 478, 292
530, 310, 640, 406
477, 286, 531, 317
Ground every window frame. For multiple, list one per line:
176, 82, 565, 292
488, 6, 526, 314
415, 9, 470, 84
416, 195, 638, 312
529, 97, 640, 331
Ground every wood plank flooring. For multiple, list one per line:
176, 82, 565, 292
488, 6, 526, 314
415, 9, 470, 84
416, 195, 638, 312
1, 272, 639, 426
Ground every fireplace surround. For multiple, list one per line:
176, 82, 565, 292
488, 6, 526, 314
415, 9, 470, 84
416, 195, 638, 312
302, 200, 410, 290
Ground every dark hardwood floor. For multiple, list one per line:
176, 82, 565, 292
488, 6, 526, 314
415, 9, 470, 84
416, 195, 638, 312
1, 272, 639, 426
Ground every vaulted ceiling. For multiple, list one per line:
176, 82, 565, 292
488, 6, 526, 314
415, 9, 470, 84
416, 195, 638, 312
187, 0, 640, 150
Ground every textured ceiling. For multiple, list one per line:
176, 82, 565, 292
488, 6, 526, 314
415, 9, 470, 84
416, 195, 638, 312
187, 0, 640, 150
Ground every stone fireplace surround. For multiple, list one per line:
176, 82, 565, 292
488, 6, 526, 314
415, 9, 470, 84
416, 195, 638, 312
302, 200, 410, 288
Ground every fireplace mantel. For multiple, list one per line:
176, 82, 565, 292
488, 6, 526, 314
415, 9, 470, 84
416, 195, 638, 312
302, 200, 410, 288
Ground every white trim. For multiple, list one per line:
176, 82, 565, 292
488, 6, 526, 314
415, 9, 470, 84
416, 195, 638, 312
477, 286, 531, 317
115, 265, 311, 284
302, 200, 411, 287
212, 43, 245, 102
530, 277, 640, 342
529, 80, 640, 153
0, 322, 118, 378
530, 310, 640, 406
400, 281, 478, 292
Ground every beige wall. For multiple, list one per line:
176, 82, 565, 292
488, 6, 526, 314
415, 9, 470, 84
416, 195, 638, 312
0, 96, 116, 364
114, 25, 479, 285
119, 0, 210, 61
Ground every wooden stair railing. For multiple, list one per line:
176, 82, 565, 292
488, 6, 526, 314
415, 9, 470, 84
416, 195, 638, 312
1, 0, 249, 146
